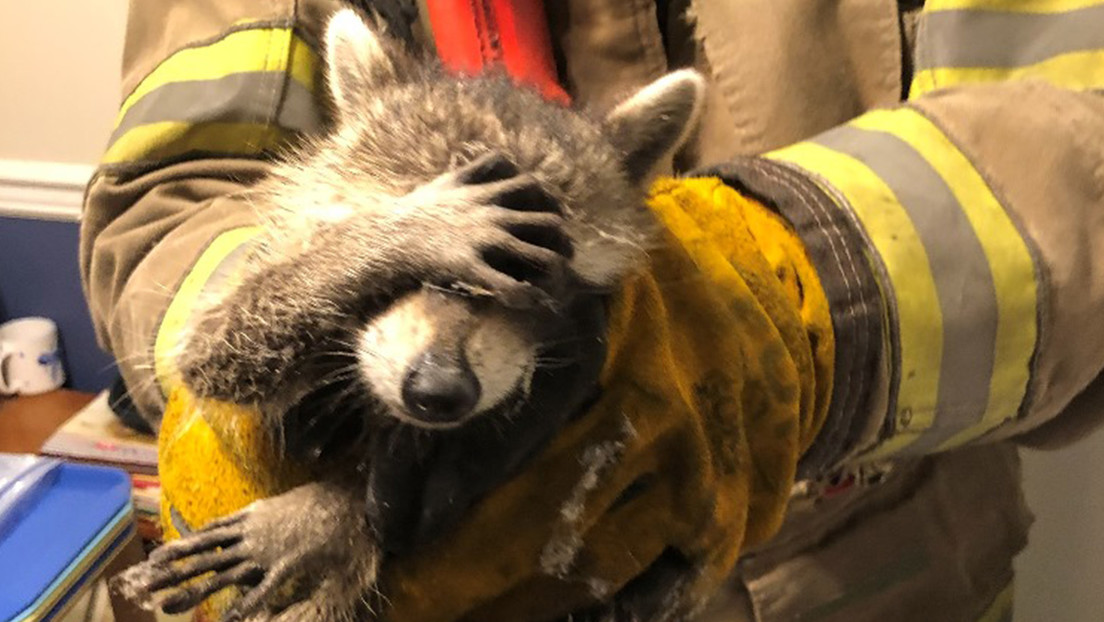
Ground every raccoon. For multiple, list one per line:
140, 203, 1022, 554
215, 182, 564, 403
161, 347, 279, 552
113, 8, 705, 621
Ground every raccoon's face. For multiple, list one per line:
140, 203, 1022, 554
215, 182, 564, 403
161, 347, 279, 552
178, 8, 704, 445
357, 289, 538, 429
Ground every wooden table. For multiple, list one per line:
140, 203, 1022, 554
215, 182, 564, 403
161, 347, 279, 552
0, 389, 155, 622
0, 389, 96, 453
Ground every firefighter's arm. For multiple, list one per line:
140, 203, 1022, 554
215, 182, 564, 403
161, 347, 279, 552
82, 0, 337, 424
703, 0, 1104, 471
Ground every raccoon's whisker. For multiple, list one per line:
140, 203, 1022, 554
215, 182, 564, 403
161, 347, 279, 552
368, 580, 392, 609
119, 373, 160, 398
329, 336, 363, 351
534, 361, 576, 371
303, 350, 360, 370
107, 339, 162, 365
321, 370, 362, 389
305, 363, 356, 382
358, 593, 375, 618
534, 355, 575, 365
333, 380, 369, 407
489, 417, 509, 442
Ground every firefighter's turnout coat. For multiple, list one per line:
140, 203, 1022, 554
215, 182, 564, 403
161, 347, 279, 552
82, 0, 1104, 619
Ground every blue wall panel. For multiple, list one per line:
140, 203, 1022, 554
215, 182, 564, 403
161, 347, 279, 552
0, 216, 117, 393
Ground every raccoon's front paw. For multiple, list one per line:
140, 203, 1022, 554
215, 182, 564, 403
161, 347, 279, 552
417, 152, 577, 308
110, 512, 266, 615
111, 485, 377, 621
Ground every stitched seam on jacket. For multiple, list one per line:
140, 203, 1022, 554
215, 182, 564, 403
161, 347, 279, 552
761, 162, 873, 473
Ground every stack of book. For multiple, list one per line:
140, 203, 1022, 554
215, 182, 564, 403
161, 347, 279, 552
39, 391, 163, 543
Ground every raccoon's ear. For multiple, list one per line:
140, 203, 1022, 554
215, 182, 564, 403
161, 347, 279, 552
604, 70, 706, 185
325, 9, 409, 111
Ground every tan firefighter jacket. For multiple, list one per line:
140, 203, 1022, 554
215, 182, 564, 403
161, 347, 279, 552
81, 0, 1104, 620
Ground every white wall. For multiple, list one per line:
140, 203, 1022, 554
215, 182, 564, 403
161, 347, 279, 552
0, 1, 128, 165
2, 2, 1103, 620
1016, 426, 1104, 622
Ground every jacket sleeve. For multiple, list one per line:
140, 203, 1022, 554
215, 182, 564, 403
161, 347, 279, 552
705, 0, 1104, 475
81, 0, 338, 425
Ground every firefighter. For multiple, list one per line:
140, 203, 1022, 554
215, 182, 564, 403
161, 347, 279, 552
85, 0, 1104, 620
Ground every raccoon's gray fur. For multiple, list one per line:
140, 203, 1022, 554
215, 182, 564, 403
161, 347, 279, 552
178, 11, 702, 410
114, 7, 705, 622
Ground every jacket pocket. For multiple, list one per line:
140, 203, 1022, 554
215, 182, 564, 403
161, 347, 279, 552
736, 443, 1031, 622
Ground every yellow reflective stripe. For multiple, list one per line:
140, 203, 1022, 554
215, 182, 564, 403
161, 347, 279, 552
850, 110, 1037, 451
926, 0, 1104, 12
767, 143, 944, 457
104, 25, 319, 163
117, 26, 316, 127
912, 48, 1104, 96
155, 227, 261, 396
287, 33, 318, 90
102, 122, 288, 165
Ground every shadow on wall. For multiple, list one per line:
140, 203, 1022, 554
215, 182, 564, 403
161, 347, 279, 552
0, 216, 117, 392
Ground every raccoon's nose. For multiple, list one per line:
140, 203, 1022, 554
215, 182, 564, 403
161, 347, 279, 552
401, 354, 481, 425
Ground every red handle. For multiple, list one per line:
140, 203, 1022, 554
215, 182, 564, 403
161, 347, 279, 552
425, 0, 571, 105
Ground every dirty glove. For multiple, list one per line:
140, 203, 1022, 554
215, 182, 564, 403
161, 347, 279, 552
372, 176, 836, 621
143, 177, 833, 622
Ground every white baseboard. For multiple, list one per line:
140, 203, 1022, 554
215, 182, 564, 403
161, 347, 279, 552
0, 159, 94, 223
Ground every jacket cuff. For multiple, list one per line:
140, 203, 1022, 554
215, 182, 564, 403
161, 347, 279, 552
697, 157, 886, 480
154, 227, 261, 403
703, 103, 1043, 471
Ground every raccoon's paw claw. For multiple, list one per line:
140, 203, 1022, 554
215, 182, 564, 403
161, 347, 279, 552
453, 152, 522, 186
109, 563, 162, 611
456, 267, 555, 310
410, 152, 578, 307
495, 211, 574, 258
479, 227, 571, 300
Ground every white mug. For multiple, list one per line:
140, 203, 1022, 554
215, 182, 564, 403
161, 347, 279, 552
0, 317, 66, 396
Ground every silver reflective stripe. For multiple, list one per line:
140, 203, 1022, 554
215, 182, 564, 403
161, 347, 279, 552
814, 126, 999, 454
107, 72, 321, 147
919, 4, 1104, 69
198, 241, 255, 298
276, 81, 321, 133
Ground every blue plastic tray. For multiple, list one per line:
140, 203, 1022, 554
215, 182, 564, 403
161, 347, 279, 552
0, 463, 132, 622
